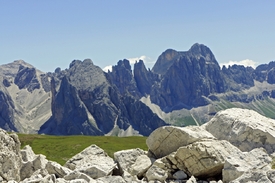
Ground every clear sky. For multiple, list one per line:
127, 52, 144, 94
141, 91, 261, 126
0, 1, 274, 72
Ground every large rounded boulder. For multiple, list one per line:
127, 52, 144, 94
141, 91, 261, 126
203, 108, 275, 153
146, 125, 215, 158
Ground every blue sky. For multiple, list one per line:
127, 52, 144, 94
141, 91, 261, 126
0, 1, 274, 72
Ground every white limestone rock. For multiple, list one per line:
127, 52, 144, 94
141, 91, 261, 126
145, 164, 168, 182
186, 176, 197, 183
129, 155, 153, 178
229, 169, 275, 183
64, 171, 96, 182
96, 175, 127, 183
222, 148, 272, 183
46, 161, 72, 178
64, 145, 116, 179
20, 151, 48, 180
203, 108, 275, 153
21, 171, 56, 183
146, 126, 215, 158
175, 139, 241, 178
56, 178, 68, 183
0, 129, 22, 182
114, 148, 148, 177
68, 179, 88, 183
20, 145, 36, 162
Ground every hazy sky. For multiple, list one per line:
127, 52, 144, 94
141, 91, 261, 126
0, 1, 274, 72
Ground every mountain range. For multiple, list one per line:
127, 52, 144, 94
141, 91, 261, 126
1, 43, 275, 136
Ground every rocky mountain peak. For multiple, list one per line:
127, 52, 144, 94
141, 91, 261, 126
151, 49, 179, 75
116, 59, 131, 70
0, 60, 36, 78
14, 65, 41, 92
188, 43, 217, 63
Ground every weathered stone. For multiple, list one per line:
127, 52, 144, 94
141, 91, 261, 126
173, 170, 188, 180
56, 178, 68, 183
203, 108, 275, 153
0, 129, 22, 182
46, 161, 72, 178
129, 155, 153, 178
147, 126, 215, 158
229, 169, 275, 183
68, 179, 89, 183
222, 148, 272, 183
145, 164, 168, 182
21, 171, 56, 183
20, 145, 36, 162
20, 154, 48, 180
175, 139, 241, 178
65, 145, 116, 179
97, 175, 127, 183
64, 171, 96, 182
114, 148, 147, 176
186, 176, 197, 183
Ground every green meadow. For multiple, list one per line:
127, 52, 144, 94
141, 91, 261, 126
18, 134, 147, 165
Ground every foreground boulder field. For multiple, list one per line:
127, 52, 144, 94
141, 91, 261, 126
1, 108, 275, 182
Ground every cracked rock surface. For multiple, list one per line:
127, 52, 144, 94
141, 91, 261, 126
223, 147, 272, 182
146, 125, 215, 159
203, 108, 275, 153
0, 128, 22, 182
175, 139, 241, 178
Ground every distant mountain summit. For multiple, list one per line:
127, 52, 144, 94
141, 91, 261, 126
150, 43, 224, 111
39, 59, 165, 136
1, 43, 275, 135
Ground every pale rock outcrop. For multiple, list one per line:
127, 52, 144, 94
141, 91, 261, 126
129, 155, 153, 178
46, 161, 72, 178
0, 129, 22, 182
21, 172, 56, 183
97, 175, 127, 183
55, 178, 68, 183
203, 108, 275, 153
222, 148, 272, 183
20, 154, 48, 180
175, 139, 241, 178
64, 145, 116, 179
20, 145, 36, 162
114, 148, 149, 181
145, 164, 168, 182
146, 126, 215, 158
69, 179, 89, 183
186, 176, 197, 183
229, 169, 275, 183
64, 171, 96, 182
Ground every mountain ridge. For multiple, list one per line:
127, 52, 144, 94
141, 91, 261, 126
1, 43, 275, 135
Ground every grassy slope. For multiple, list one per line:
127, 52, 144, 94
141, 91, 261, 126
18, 134, 147, 165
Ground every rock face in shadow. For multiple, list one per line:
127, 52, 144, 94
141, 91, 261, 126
3, 43, 275, 135
150, 43, 226, 111
253, 61, 275, 83
221, 65, 254, 91
108, 59, 140, 98
134, 60, 158, 96
39, 76, 103, 135
152, 49, 179, 75
0, 80, 17, 132
14, 65, 40, 92
39, 59, 166, 136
